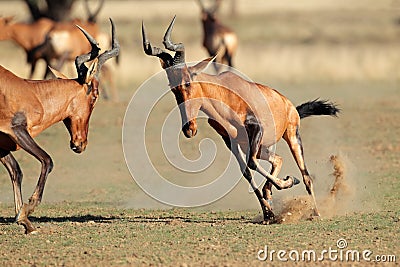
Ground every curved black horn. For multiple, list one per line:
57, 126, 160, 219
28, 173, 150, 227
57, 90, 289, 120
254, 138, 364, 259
142, 20, 173, 67
163, 15, 185, 65
95, 18, 120, 80
75, 24, 101, 84
76, 24, 99, 46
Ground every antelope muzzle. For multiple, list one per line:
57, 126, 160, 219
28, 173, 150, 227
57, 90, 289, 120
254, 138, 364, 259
182, 121, 198, 138
70, 140, 87, 154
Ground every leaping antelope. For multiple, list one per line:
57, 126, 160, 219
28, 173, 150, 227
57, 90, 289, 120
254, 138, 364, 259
197, 0, 238, 70
0, 19, 119, 234
142, 17, 339, 223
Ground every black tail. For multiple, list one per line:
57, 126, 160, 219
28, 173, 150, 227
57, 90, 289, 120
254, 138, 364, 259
296, 99, 340, 119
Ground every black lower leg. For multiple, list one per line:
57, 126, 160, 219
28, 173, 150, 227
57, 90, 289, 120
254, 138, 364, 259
243, 168, 275, 223
11, 112, 53, 213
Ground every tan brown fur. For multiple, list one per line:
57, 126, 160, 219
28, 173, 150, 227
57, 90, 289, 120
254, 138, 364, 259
0, 17, 54, 52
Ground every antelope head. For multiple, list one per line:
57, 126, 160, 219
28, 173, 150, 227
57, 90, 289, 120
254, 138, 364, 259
197, 0, 221, 23
142, 16, 214, 138
62, 18, 119, 153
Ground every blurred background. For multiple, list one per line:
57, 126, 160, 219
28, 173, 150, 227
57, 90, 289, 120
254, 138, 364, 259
0, 0, 398, 212
1, 0, 399, 84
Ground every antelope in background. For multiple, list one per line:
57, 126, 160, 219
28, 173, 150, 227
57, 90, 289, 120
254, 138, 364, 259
0, 16, 55, 78
31, 0, 106, 79
0, 19, 119, 234
142, 16, 339, 223
197, 0, 238, 71
0, 0, 105, 79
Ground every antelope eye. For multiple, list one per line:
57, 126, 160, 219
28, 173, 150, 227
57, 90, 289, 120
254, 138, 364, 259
184, 81, 191, 88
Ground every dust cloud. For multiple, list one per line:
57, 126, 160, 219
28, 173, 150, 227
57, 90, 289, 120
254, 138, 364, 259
276, 153, 357, 224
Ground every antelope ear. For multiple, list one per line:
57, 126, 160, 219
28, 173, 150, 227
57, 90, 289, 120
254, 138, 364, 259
48, 66, 69, 79
85, 58, 99, 84
188, 56, 216, 76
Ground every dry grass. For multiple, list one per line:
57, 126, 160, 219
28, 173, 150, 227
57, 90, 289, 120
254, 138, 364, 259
237, 43, 400, 83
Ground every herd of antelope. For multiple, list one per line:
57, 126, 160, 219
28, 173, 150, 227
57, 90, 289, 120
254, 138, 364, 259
0, 0, 117, 100
0, 0, 339, 234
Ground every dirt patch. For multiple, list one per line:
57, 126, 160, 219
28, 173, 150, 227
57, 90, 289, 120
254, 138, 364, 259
276, 196, 314, 223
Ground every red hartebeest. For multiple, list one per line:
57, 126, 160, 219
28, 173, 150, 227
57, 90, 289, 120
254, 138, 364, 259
0, 19, 119, 234
142, 17, 339, 223
197, 0, 238, 70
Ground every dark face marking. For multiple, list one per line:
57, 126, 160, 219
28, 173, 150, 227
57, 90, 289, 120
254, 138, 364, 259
167, 66, 198, 138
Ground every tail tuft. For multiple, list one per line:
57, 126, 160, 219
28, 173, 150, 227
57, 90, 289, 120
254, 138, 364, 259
296, 99, 340, 119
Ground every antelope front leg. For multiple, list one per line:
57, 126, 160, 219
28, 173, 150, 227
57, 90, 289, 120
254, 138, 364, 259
231, 142, 275, 223
11, 112, 53, 233
0, 149, 36, 234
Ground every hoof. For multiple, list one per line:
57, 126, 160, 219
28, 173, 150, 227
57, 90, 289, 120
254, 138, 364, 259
262, 210, 275, 224
15, 204, 37, 234
308, 214, 322, 222
285, 176, 300, 186
312, 209, 321, 217
26, 228, 39, 235
306, 209, 321, 222
21, 221, 37, 235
